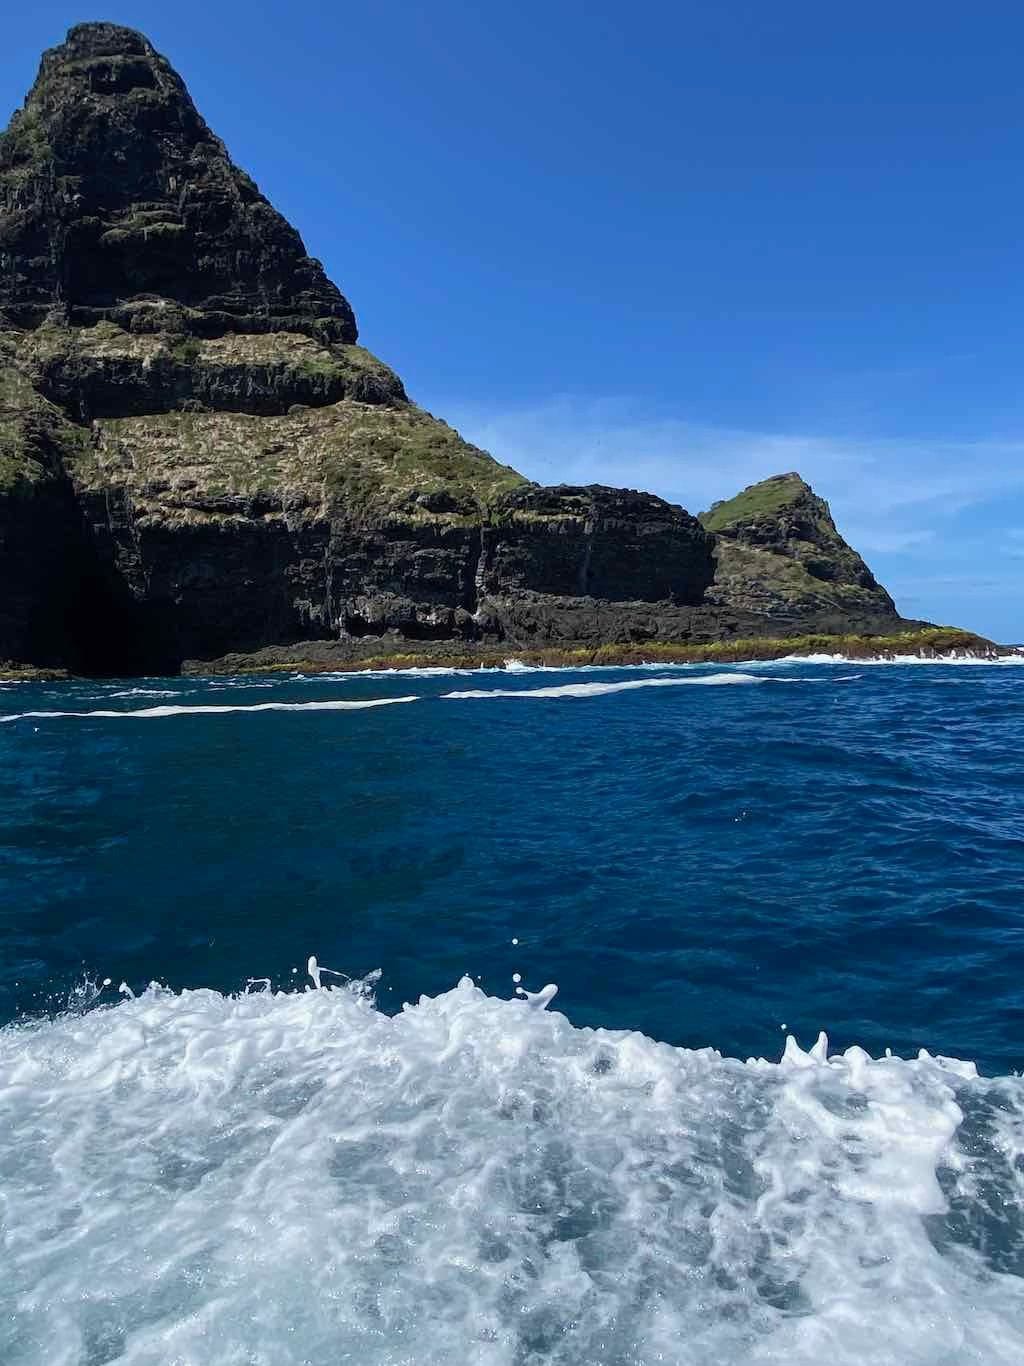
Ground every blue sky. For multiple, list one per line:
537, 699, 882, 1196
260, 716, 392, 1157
5, 3, 1024, 639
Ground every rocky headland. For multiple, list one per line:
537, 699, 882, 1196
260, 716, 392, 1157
0, 23, 984, 676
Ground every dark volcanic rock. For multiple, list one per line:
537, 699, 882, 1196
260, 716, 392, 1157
0, 22, 355, 340
0, 25, 912, 674
18, 327, 406, 420
699, 473, 899, 632
481, 486, 714, 602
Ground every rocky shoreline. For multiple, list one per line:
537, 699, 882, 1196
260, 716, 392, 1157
1, 626, 1000, 682
178, 627, 1007, 674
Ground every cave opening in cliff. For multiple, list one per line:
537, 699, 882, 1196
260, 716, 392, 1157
60, 559, 182, 678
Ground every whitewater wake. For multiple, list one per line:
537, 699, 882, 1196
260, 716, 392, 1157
2, 977, 1024, 1365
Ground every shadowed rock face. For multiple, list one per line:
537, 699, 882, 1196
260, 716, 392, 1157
0, 25, 906, 674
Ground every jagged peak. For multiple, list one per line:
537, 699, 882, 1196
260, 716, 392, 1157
24, 23, 187, 111
699, 470, 889, 603
0, 22, 357, 343
52, 21, 154, 59
699, 472, 817, 532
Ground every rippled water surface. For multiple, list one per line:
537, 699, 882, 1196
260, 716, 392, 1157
2, 660, 1024, 1363
3, 660, 1023, 1069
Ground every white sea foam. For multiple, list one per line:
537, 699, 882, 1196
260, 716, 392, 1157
503, 658, 532, 671
345, 666, 483, 679
440, 672, 856, 700
775, 652, 851, 664
263, 655, 1024, 690
102, 688, 183, 698
777, 652, 1024, 666
290, 666, 486, 682
0, 672, 865, 723
2, 978, 1023, 1364
443, 673, 762, 700
192, 678, 281, 690
287, 661, 685, 682
281, 653, 991, 684
0, 696, 417, 723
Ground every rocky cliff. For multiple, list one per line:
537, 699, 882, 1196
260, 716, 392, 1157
699, 473, 898, 636
1, 23, 909, 674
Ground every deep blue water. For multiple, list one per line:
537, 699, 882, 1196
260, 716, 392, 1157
3, 658, 1022, 1075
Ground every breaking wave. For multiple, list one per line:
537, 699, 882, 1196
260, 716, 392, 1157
2, 975, 1024, 1365
105, 688, 183, 698
0, 696, 417, 723
442, 672, 857, 700
0, 671, 861, 722
775, 652, 1024, 666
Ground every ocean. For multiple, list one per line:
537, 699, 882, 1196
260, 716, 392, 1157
2, 659, 1023, 1362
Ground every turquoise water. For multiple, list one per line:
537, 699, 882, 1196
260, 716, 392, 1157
2, 660, 1024, 1362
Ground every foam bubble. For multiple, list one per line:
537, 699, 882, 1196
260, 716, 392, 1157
3, 980, 1024, 1363
514, 981, 559, 1008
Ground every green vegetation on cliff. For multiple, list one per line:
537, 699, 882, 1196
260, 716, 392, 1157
73, 399, 526, 518
700, 472, 808, 532
0, 360, 88, 490
13, 323, 409, 413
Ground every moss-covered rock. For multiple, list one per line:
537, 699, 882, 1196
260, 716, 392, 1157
181, 626, 1001, 674
12, 324, 408, 418
700, 473, 896, 628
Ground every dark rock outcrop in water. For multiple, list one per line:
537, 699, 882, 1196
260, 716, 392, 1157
1, 24, 910, 674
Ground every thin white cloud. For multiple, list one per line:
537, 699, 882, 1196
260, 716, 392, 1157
848, 528, 936, 553
434, 393, 1024, 639
440, 394, 1024, 554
